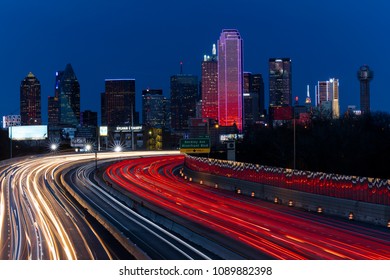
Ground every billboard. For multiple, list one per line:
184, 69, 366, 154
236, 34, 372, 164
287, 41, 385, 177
71, 137, 87, 147
220, 134, 244, 142
9, 125, 48, 140
100, 126, 108, 136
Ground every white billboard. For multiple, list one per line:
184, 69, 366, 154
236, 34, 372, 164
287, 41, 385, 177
9, 125, 48, 140
100, 126, 108, 136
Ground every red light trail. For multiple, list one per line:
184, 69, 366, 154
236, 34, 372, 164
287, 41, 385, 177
105, 155, 390, 260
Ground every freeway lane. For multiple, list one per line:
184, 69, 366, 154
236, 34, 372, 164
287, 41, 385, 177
0, 151, 212, 260
105, 155, 390, 260
0, 155, 114, 259
61, 155, 212, 260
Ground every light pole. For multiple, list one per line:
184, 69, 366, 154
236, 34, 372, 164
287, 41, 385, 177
86, 144, 97, 170
10, 126, 13, 158
293, 117, 296, 170
95, 150, 97, 170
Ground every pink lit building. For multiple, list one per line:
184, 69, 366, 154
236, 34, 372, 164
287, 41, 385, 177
217, 29, 243, 132
201, 44, 218, 122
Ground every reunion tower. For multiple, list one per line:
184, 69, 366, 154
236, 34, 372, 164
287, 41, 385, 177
357, 65, 373, 115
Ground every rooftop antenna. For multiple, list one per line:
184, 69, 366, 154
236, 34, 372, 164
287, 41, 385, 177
180, 61, 183, 74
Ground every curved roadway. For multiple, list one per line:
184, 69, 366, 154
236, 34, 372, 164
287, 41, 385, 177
105, 155, 390, 260
0, 151, 212, 260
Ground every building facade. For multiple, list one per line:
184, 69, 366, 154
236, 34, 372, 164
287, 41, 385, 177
357, 65, 373, 115
142, 89, 170, 129
218, 29, 244, 132
243, 72, 264, 127
81, 110, 98, 127
316, 78, 340, 119
101, 79, 136, 127
201, 44, 218, 122
269, 58, 292, 107
170, 74, 198, 132
58, 64, 80, 127
20, 72, 41, 125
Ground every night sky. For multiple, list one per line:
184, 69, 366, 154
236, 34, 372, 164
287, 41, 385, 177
1, 0, 389, 124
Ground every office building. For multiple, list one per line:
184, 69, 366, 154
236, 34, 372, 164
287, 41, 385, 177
269, 58, 292, 107
218, 29, 244, 132
243, 72, 264, 127
170, 74, 198, 131
316, 78, 340, 119
201, 44, 218, 122
101, 79, 136, 127
58, 64, 80, 127
252, 73, 265, 116
48, 71, 63, 127
20, 72, 41, 125
357, 65, 373, 115
142, 89, 170, 129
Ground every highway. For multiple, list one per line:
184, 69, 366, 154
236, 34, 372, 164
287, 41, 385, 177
0, 155, 112, 259
0, 151, 212, 260
105, 155, 390, 260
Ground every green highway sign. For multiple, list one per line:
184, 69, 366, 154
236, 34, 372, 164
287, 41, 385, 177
180, 138, 210, 154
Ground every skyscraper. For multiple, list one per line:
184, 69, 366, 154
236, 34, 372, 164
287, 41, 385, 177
101, 79, 136, 127
20, 72, 41, 125
142, 89, 170, 129
357, 65, 373, 115
218, 29, 244, 132
48, 71, 62, 127
170, 74, 198, 131
316, 78, 340, 119
269, 58, 292, 107
252, 73, 265, 117
243, 72, 264, 127
201, 44, 218, 122
58, 64, 80, 127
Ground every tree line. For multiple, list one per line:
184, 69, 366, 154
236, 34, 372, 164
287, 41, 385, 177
235, 112, 390, 179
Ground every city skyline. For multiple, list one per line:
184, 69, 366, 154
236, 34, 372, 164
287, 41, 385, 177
1, 1, 389, 122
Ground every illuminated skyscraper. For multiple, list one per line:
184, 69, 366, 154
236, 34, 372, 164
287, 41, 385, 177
48, 71, 62, 126
201, 44, 218, 121
357, 65, 373, 114
269, 58, 292, 107
170, 74, 198, 131
316, 78, 340, 119
20, 72, 41, 125
218, 29, 243, 132
101, 79, 136, 127
58, 64, 80, 126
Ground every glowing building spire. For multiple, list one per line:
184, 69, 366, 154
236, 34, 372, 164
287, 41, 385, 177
212, 44, 217, 56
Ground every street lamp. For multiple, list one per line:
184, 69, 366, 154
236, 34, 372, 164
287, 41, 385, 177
50, 143, 58, 152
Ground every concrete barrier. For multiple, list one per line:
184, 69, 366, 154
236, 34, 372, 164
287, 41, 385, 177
183, 167, 390, 227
